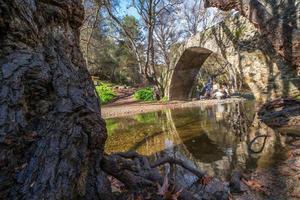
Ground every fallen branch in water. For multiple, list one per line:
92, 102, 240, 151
248, 134, 270, 154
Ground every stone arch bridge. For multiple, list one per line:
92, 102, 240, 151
168, 14, 300, 102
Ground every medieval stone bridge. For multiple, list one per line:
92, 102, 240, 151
168, 14, 300, 102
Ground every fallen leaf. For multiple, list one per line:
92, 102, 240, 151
157, 175, 182, 200
135, 194, 143, 200
4, 138, 12, 145
157, 174, 169, 196
197, 175, 213, 186
108, 176, 125, 192
242, 178, 270, 196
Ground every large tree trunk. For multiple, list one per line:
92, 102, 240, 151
204, 0, 300, 74
0, 0, 112, 199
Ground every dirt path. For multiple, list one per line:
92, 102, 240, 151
105, 95, 139, 107
101, 95, 246, 118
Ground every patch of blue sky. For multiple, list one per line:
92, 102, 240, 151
118, 0, 140, 19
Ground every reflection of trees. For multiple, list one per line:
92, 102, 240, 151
148, 104, 255, 182
107, 102, 289, 189
224, 102, 255, 136
130, 111, 202, 154
245, 113, 287, 165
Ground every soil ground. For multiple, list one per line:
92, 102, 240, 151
101, 95, 245, 118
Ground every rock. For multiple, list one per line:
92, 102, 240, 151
229, 170, 243, 193
203, 178, 230, 200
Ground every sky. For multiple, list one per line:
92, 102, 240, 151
116, 0, 225, 36
118, 1, 140, 19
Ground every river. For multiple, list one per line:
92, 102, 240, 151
105, 101, 287, 177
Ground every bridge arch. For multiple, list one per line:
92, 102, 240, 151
169, 47, 213, 100
167, 14, 300, 102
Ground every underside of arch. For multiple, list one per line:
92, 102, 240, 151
169, 47, 213, 100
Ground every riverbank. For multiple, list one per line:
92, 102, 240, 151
101, 96, 246, 118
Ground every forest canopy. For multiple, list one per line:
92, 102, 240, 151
80, 0, 225, 97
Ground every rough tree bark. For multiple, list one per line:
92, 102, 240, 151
204, 0, 300, 74
0, 0, 112, 199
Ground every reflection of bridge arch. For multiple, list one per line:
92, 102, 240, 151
165, 105, 283, 179
133, 105, 254, 179
127, 104, 286, 180
167, 106, 247, 179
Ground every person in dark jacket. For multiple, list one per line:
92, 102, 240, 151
202, 78, 213, 98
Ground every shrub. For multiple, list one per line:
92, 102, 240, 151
295, 95, 300, 101
95, 83, 116, 104
134, 87, 155, 101
160, 96, 169, 103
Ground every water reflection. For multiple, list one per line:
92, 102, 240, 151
105, 101, 288, 181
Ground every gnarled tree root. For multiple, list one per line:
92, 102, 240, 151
258, 98, 300, 136
101, 151, 230, 200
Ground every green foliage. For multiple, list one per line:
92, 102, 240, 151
160, 96, 169, 103
134, 87, 155, 101
295, 95, 300, 101
95, 83, 116, 104
81, 11, 143, 86
122, 15, 143, 41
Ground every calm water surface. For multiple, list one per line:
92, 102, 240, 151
105, 101, 288, 181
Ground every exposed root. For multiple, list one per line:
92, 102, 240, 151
258, 98, 300, 130
102, 152, 229, 200
151, 157, 205, 178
